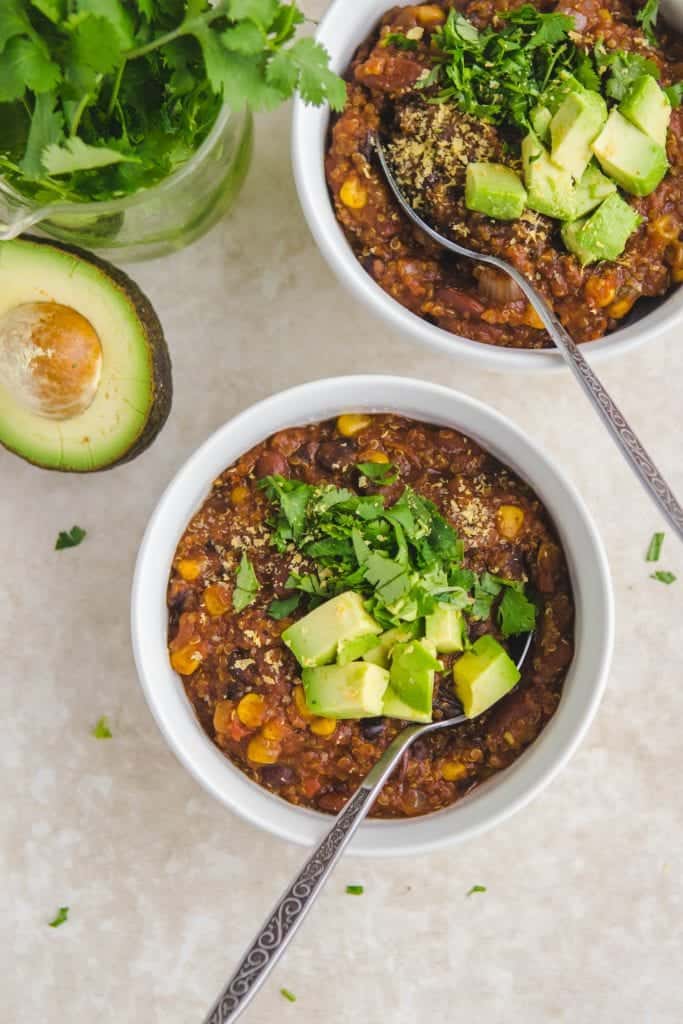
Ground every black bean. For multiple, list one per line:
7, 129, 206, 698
360, 717, 386, 740
260, 764, 297, 788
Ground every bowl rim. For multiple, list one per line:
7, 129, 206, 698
290, 0, 683, 374
131, 375, 614, 857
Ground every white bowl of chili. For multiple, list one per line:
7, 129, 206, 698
131, 375, 613, 856
291, 0, 683, 373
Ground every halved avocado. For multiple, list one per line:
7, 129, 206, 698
0, 235, 171, 471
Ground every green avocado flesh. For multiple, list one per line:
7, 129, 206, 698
302, 662, 390, 718
0, 236, 171, 471
425, 603, 464, 653
362, 622, 421, 668
465, 163, 527, 220
388, 639, 442, 720
283, 591, 382, 668
382, 686, 432, 724
572, 162, 617, 219
561, 193, 642, 265
453, 635, 520, 718
592, 110, 668, 196
550, 89, 607, 180
522, 133, 575, 221
619, 75, 671, 148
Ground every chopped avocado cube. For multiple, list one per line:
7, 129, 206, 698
550, 89, 607, 180
282, 591, 381, 668
425, 603, 465, 653
453, 635, 520, 718
465, 163, 527, 221
363, 622, 421, 668
561, 193, 642, 265
389, 639, 442, 719
592, 110, 668, 196
542, 71, 585, 115
302, 662, 390, 718
620, 75, 671, 148
572, 162, 616, 218
337, 633, 383, 666
522, 132, 576, 221
530, 104, 552, 143
382, 686, 432, 724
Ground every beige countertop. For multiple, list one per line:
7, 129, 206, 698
3, 38, 683, 1023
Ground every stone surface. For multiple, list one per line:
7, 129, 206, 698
2, 33, 682, 1024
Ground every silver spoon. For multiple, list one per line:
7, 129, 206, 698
202, 630, 534, 1023
374, 136, 683, 543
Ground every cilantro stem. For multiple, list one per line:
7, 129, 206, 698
107, 63, 126, 120
69, 93, 92, 138
123, 6, 227, 61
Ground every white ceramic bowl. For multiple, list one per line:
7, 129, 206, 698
291, 0, 682, 373
131, 375, 613, 856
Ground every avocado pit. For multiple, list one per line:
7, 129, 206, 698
0, 301, 103, 420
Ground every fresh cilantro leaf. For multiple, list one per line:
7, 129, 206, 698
280, 988, 297, 1003
260, 475, 312, 542
596, 48, 660, 101
364, 552, 413, 605
636, 0, 659, 46
92, 715, 112, 739
345, 884, 364, 895
498, 587, 537, 637
651, 570, 676, 584
76, 0, 135, 48
55, 525, 86, 550
234, 553, 260, 611
43, 137, 138, 174
381, 32, 419, 51
466, 885, 487, 897
222, 21, 266, 56
228, 0, 279, 25
526, 12, 574, 48
471, 572, 503, 621
267, 37, 346, 110
69, 13, 123, 74
48, 906, 69, 927
197, 27, 285, 111
0, 1, 30, 52
0, 36, 60, 102
646, 531, 665, 562
268, 593, 301, 620
30, 0, 65, 22
574, 50, 601, 92
357, 460, 398, 485
20, 90, 63, 177
665, 82, 683, 106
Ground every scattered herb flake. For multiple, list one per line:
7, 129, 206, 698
55, 526, 86, 550
498, 587, 537, 638
346, 884, 364, 895
636, 0, 660, 45
665, 82, 683, 107
381, 32, 419, 51
48, 906, 69, 928
268, 593, 301, 621
651, 570, 676, 584
646, 532, 665, 562
357, 460, 399, 485
92, 716, 112, 739
233, 553, 260, 612
466, 885, 487, 897
280, 988, 297, 1003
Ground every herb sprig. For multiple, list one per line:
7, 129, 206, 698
0, 1, 345, 203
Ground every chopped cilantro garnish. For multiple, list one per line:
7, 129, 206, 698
92, 716, 112, 739
466, 885, 487, 897
646, 532, 665, 562
665, 82, 683, 107
233, 553, 260, 612
346, 884, 364, 895
55, 526, 86, 550
357, 460, 399, 485
651, 570, 676, 584
268, 594, 302, 620
594, 46, 661, 101
48, 906, 69, 928
498, 587, 538, 638
381, 32, 419, 51
636, 0, 660, 45
280, 988, 297, 1003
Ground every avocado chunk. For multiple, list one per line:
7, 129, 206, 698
302, 662, 390, 718
572, 162, 616, 219
362, 621, 421, 668
382, 686, 432, 724
550, 89, 607, 180
388, 639, 443, 720
542, 71, 585, 115
465, 163, 527, 220
425, 603, 465, 653
592, 110, 668, 196
282, 591, 382, 668
337, 632, 382, 666
530, 104, 552, 143
561, 193, 642, 265
522, 133, 576, 221
0, 235, 171, 471
453, 635, 520, 718
620, 75, 671, 148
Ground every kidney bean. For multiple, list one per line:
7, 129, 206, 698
360, 717, 386, 740
255, 450, 289, 478
271, 428, 308, 456
316, 441, 357, 472
260, 764, 297, 788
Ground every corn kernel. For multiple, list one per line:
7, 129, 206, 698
231, 484, 250, 506
497, 504, 525, 540
237, 693, 266, 729
607, 296, 636, 319
170, 644, 202, 676
415, 4, 446, 26
340, 177, 368, 210
262, 720, 285, 741
310, 717, 337, 737
653, 214, 679, 241
504, 731, 517, 747
247, 736, 280, 764
177, 559, 202, 581
337, 413, 372, 437
674, 267, 683, 283
358, 448, 390, 464
293, 685, 315, 721
523, 305, 544, 329
213, 700, 233, 733
203, 584, 230, 617
441, 761, 467, 781
584, 275, 617, 308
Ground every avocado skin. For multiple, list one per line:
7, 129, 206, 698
3, 235, 172, 473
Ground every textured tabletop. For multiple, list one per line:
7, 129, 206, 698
3, 30, 683, 1024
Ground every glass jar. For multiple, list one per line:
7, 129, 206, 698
0, 106, 252, 262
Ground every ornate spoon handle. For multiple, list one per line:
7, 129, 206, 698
202, 723, 426, 1024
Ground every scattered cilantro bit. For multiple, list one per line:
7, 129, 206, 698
651, 570, 676, 584
381, 32, 419, 51
233, 553, 260, 612
498, 586, 537, 638
357, 460, 399, 485
346, 884, 364, 895
55, 526, 86, 550
280, 988, 297, 1003
466, 885, 487, 897
636, 0, 659, 46
0, 2, 345, 204
665, 82, 683, 107
48, 906, 69, 928
92, 716, 112, 739
595, 46, 660, 102
268, 593, 301, 620
646, 532, 665, 562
